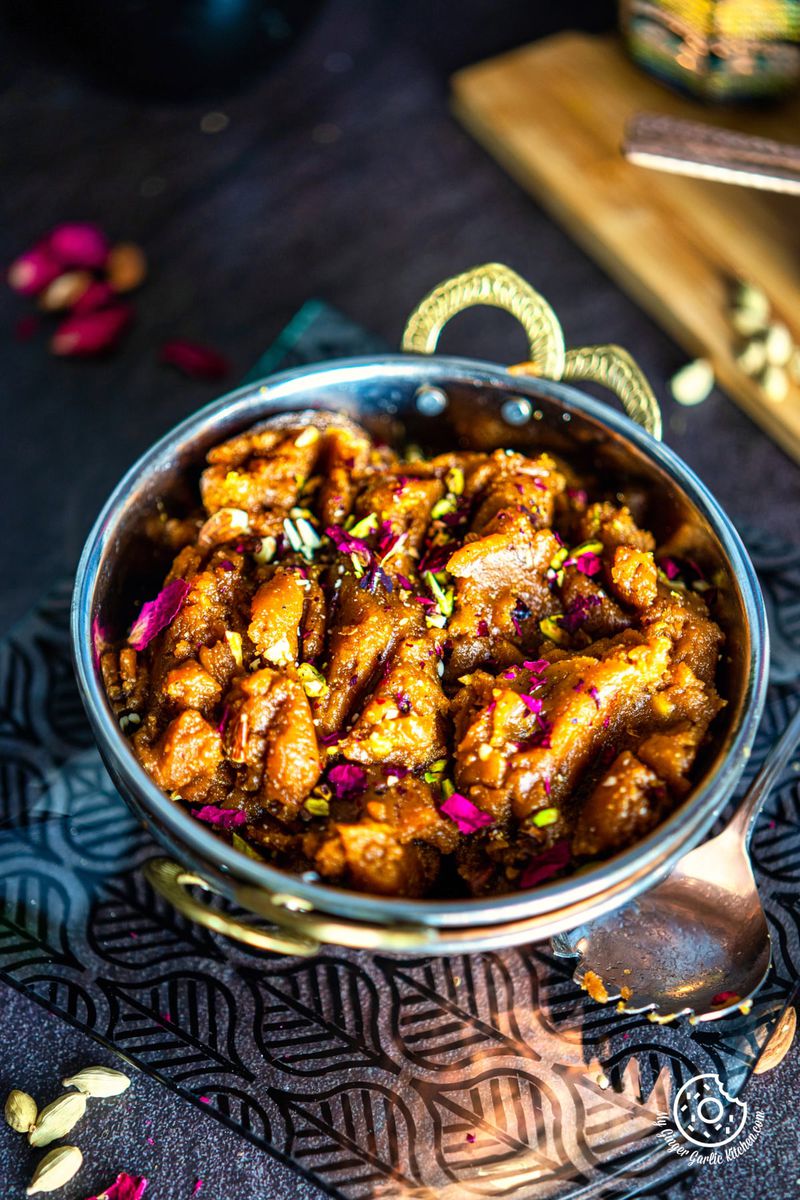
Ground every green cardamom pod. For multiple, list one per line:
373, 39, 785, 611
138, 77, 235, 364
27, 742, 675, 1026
28, 1092, 86, 1147
4, 1088, 38, 1133
26, 1145, 83, 1195
61, 1065, 131, 1098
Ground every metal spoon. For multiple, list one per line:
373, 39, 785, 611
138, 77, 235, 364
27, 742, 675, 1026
552, 702, 800, 1022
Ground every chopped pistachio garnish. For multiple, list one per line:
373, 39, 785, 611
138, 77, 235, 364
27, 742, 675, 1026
539, 615, 569, 645
424, 759, 447, 784
348, 512, 379, 538
532, 807, 559, 828
445, 466, 464, 495
424, 570, 454, 618
298, 662, 328, 698
431, 494, 457, 520
232, 832, 264, 860
305, 796, 330, 817
570, 540, 603, 557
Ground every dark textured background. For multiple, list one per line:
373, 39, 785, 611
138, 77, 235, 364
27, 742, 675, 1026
1, 1, 798, 1196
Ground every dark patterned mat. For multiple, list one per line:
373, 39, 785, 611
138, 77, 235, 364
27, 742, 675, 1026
2, 305, 799, 1200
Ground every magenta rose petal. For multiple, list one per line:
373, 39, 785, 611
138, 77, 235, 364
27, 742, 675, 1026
128, 578, 191, 650
328, 763, 367, 798
50, 304, 134, 357
72, 279, 117, 314
192, 805, 246, 829
519, 840, 571, 888
7, 244, 63, 295
440, 792, 494, 835
159, 339, 230, 380
85, 1173, 149, 1200
49, 221, 110, 270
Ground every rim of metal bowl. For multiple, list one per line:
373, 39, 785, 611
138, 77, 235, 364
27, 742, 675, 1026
72, 354, 769, 930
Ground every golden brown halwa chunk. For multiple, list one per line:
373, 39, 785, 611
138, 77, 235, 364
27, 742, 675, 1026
164, 660, 222, 710
313, 776, 454, 896
338, 634, 448, 769
224, 667, 320, 819
136, 709, 223, 802
315, 575, 420, 737
578, 502, 655, 554
609, 545, 658, 610
573, 751, 666, 857
248, 569, 306, 667
200, 425, 321, 530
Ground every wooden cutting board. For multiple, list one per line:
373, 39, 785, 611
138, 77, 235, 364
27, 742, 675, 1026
451, 32, 800, 462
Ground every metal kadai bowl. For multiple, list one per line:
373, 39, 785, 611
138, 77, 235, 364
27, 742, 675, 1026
71, 264, 768, 957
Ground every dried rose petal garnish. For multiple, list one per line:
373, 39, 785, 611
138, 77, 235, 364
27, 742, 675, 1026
87, 1173, 148, 1200
128, 578, 191, 651
7, 244, 62, 295
328, 763, 367, 798
73, 279, 117, 314
192, 805, 246, 829
658, 557, 682, 581
571, 550, 602, 577
51, 304, 134, 356
441, 792, 494, 835
160, 339, 230, 380
92, 613, 111, 668
49, 222, 110, 270
519, 840, 571, 888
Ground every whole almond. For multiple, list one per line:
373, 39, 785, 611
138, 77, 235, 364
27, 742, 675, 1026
26, 1145, 83, 1195
38, 270, 93, 312
28, 1092, 86, 1147
62, 1065, 131, 1097
106, 242, 147, 292
4, 1089, 38, 1133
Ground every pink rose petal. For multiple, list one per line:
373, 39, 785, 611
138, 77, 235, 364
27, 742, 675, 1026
659, 557, 681, 581
193, 805, 246, 829
72, 279, 116, 314
51, 304, 133, 357
441, 792, 494, 835
49, 222, 110, 270
128, 578, 191, 650
8, 244, 62, 295
159, 339, 230, 380
519, 840, 571, 889
573, 551, 602, 577
328, 763, 367, 798
86, 1173, 149, 1200
519, 693, 543, 715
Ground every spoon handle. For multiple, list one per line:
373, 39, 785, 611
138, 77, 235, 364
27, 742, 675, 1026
729, 702, 800, 845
